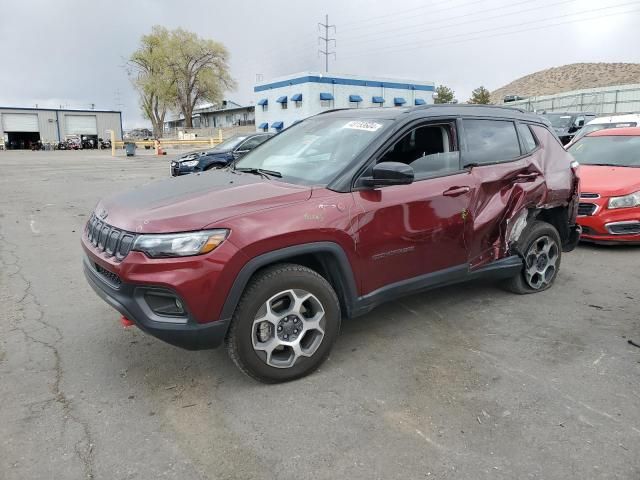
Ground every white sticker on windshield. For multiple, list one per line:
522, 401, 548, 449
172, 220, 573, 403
343, 121, 383, 132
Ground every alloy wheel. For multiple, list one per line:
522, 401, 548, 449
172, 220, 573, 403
524, 235, 559, 290
251, 289, 326, 368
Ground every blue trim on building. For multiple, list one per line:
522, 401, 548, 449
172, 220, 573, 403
258, 122, 268, 130
414, 98, 426, 105
272, 121, 284, 130
276, 96, 288, 103
394, 97, 407, 106
257, 98, 268, 106
319, 92, 334, 101
372, 96, 385, 103
255, 75, 435, 92
349, 95, 363, 103
290, 93, 303, 102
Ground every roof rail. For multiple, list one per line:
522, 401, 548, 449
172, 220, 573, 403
411, 104, 528, 114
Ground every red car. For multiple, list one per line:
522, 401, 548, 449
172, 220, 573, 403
83, 105, 580, 382
567, 128, 640, 244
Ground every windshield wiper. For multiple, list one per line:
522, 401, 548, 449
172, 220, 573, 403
235, 167, 282, 179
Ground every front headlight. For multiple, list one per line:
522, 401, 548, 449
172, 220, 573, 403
608, 191, 640, 209
132, 229, 229, 258
181, 160, 199, 167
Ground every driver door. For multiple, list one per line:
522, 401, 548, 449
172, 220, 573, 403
353, 120, 471, 295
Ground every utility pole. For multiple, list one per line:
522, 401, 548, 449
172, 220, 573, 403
318, 14, 336, 73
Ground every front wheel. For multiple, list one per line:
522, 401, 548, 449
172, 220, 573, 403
226, 264, 341, 383
504, 220, 562, 294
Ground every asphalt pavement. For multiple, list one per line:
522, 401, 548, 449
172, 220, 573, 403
1, 150, 639, 479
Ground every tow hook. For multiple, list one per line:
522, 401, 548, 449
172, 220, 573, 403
120, 316, 136, 328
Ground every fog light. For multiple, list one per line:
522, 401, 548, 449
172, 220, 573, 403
144, 291, 187, 317
174, 298, 184, 313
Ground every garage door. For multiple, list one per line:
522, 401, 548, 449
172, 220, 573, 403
65, 115, 97, 135
2, 113, 39, 132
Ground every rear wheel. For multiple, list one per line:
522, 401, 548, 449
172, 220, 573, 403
504, 221, 562, 294
226, 264, 341, 383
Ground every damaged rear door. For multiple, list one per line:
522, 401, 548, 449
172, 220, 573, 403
461, 118, 546, 269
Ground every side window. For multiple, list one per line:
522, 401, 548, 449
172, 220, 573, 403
377, 122, 460, 179
463, 119, 521, 165
237, 136, 265, 151
517, 123, 538, 153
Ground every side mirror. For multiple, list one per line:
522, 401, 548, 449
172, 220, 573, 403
362, 161, 414, 188
233, 149, 250, 158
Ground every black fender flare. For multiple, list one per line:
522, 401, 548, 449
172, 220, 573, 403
219, 242, 359, 322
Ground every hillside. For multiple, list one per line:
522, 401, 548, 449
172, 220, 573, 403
491, 63, 640, 103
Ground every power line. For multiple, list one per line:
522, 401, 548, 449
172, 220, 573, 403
338, 1, 640, 60
340, 0, 482, 30
339, 0, 576, 46
318, 14, 336, 72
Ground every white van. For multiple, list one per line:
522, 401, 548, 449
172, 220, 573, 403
566, 113, 640, 147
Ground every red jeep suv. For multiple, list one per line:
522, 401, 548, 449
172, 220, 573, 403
82, 105, 580, 383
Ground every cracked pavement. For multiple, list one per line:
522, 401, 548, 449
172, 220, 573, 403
1, 150, 639, 479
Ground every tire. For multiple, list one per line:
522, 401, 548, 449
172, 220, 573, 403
226, 263, 341, 383
504, 220, 562, 294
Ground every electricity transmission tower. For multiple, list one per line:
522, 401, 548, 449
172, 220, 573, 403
318, 14, 336, 72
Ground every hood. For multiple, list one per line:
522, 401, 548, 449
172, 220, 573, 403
579, 165, 640, 197
95, 170, 312, 233
176, 148, 230, 162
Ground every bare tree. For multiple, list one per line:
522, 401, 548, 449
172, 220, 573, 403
127, 27, 174, 138
166, 29, 236, 128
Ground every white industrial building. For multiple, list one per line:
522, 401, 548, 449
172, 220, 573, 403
0, 107, 122, 149
502, 83, 640, 114
254, 72, 435, 132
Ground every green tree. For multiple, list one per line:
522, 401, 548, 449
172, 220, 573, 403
434, 85, 455, 104
468, 86, 492, 104
128, 26, 236, 133
127, 26, 175, 138
165, 28, 236, 128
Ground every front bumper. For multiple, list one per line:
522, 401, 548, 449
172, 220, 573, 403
170, 161, 197, 176
577, 201, 640, 244
83, 256, 229, 350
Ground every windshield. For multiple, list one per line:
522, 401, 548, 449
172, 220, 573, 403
571, 122, 638, 144
216, 135, 248, 150
568, 135, 640, 167
542, 114, 573, 128
234, 117, 391, 185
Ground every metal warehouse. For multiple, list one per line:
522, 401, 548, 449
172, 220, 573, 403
254, 72, 435, 132
503, 83, 640, 114
0, 107, 123, 149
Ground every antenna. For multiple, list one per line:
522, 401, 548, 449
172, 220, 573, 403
318, 14, 336, 72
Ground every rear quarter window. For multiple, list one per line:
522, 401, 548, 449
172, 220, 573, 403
517, 123, 538, 153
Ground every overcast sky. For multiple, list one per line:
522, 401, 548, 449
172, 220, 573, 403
1, 0, 638, 128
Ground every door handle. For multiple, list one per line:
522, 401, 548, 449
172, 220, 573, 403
515, 172, 539, 181
443, 186, 470, 197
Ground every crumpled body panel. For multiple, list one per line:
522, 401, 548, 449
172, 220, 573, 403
468, 126, 576, 268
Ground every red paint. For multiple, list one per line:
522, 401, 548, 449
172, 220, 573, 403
573, 128, 640, 243
120, 316, 135, 328
577, 165, 640, 243
82, 122, 577, 327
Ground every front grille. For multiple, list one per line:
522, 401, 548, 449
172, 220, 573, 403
580, 192, 600, 199
578, 203, 597, 216
85, 213, 135, 260
94, 263, 122, 288
607, 222, 640, 235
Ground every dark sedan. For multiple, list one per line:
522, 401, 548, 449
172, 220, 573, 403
170, 133, 273, 176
